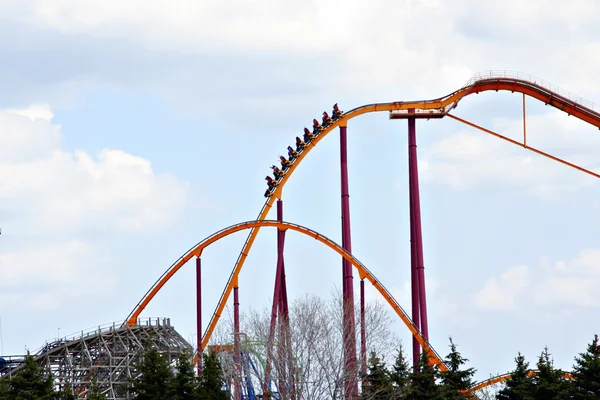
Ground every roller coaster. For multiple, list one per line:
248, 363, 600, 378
124, 71, 599, 395
4, 71, 600, 399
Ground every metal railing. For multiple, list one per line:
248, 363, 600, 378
463, 70, 600, 114
32, 317, 172, 356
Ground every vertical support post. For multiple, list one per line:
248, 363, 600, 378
277, 200, 292, 400
265, 200, 294, 399
196, 257, 203, 376
408, 133, 421, 370
340, 125, 358, 398
523, 93, 527, 147
234, 286, 241, 399
264, 257, 281, 396
408, 112, 429, 369
360, 279, 367, 378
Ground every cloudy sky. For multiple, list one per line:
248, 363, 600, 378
1, 0, 600, 385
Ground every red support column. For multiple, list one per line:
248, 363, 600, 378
196, 257, 203, 376
265, 200, 294, 399
408, 114, 429, 369
234, 286, 241, 399
360, 279, 367, 378
340, 125, 358, 398
264, 259, 281, 395
409, 131, 421, 369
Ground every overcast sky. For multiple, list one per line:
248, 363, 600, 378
1, 0, 600, 386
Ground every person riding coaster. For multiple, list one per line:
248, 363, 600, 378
332, 103, 343, 120
265, 175, 278, 189
312, 119, 322, 134
295, 136, 306, 151
303, 127, 315, 143
287, 146, 298, 161
279, 155, 291, 171
322, 111, 332, 127
271, 165, 283, 180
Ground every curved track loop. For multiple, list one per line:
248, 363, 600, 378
126, 71, 600, 391
186, 71, 600, 354
470, 370, 574, 393
124, 220, 447, 371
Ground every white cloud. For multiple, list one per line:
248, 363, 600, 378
2, 0, 600, 110
473, 249, 600, 313
0, 240, 113, 310
472, 265, 530, 311
0, 106, 189, 233
0, 105, 189, 311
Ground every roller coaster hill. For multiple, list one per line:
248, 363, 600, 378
2, 71, 600, 400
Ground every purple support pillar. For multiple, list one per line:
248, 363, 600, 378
196, 257, 203, 376
276, 201, 291, 399
360, 279, 367, 378
234, 287, 241, 399
265, 200, 294, 399
408, 114, 429, 368
264, 256, 281, 395
409, 135, 421, 370
340, 125, 358, 398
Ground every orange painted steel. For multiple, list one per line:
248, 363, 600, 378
447, 114, 600, 180
124, 219, 447, 371
191, 72, 600, 356
125, 72, 600, 392
470, 371, 573, 393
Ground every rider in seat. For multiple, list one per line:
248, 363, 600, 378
280, 155, 291, 171
303, 127, 315, 143
287, 146, 298, 161
332, 103, 342, 120
266, 175, 277, 187
295, 136, 306, 152
322, 111, 332, 127
312, 119, 322, 135
271, 165, 283, 180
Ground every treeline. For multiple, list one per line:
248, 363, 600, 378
0, 349, 229, 400
362, 335, 600, 399
0, 355, 106, 400
3, 334, 600, 399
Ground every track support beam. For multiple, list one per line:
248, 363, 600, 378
234, 287, 241, 399
523, 93, 527, 147
408, 113, 429, 369
196, 257, 203, 376
360, 279, 367, 378
265, 200, 294, 399
340, 125, 359, 398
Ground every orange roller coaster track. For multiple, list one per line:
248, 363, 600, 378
124, 219, 447, 371
182, 71, 600, 358
126, 71, 600, 392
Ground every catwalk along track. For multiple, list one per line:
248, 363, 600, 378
125, 71, 600, 394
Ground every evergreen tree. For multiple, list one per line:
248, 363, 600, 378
362, 352, 394, 400
572, 334, 600, 399
54, 388, 76, 400
439, 337, 476, 399
390, 345, 410, 397
172, 352, 200, 400
0, 378, 10, 399
198, 351, 228, 400
496, 353, 534, 400
530, 347, 572, 399
406, 350, 442, 400
7, 354, 55, 400
129, 348, 174, 400
86, 378, 107, 400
